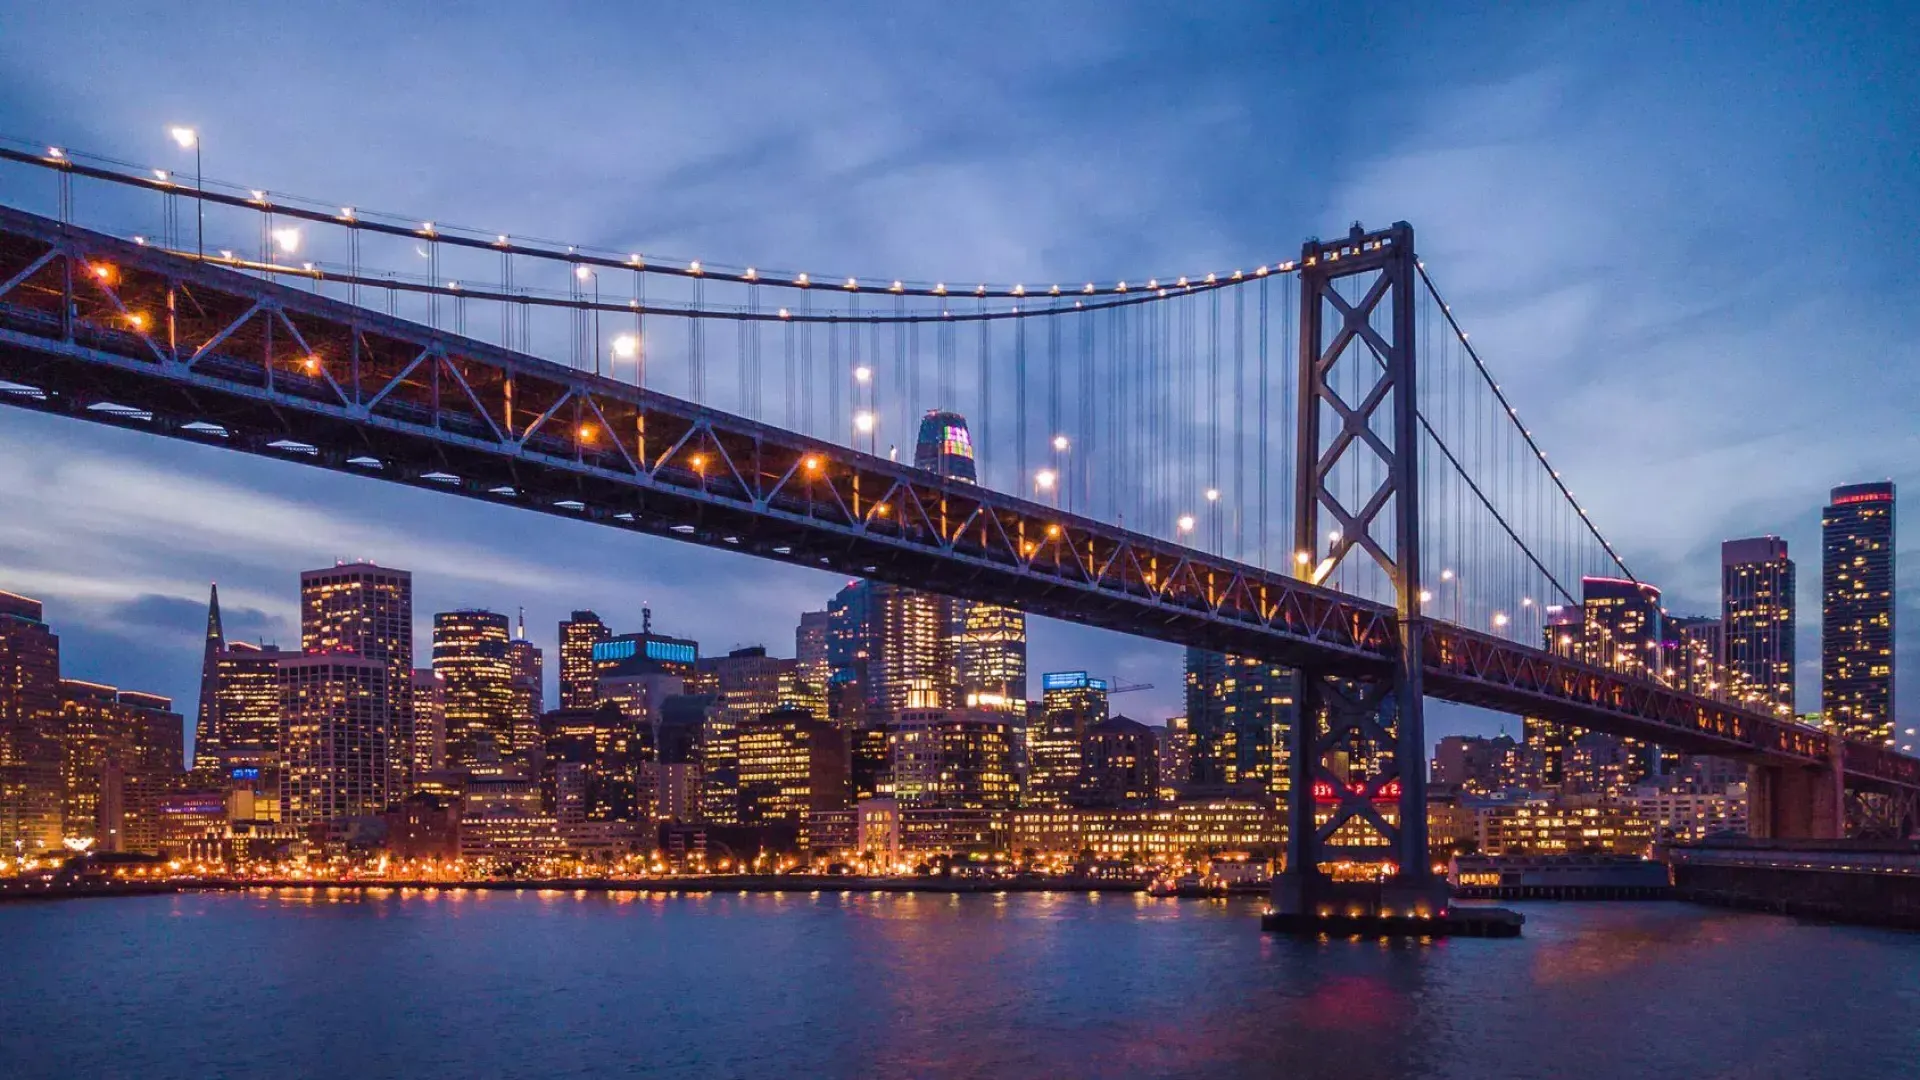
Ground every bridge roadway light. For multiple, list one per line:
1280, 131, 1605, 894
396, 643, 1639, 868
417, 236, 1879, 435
1492, 612, 1509, 628
1176, 514, 1195, 534
167, 125, 203, 258
271, 227, 301, 255
612, 333, 640, 361
854, 366, 872, 383
1205, 488, 1219, 502
853, 411, 876, 433
1034, 469, 1057, 491
1052, 434, 1069, 452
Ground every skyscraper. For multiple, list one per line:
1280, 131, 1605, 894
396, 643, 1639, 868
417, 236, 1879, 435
300, 562, 413, 793
432, 609, 515, 771
1721, 537, 1795, 715
280, 655, 393, 825
1183, 649, 1295, 797
507, 612, 545, 763
558, 611, 611, 709
911, 410, 1027, 711
1074, 715, 1161, 808
192, 583, 224, 777
1576, 577, 1665, 784
0, 589, 63, 852
1028, 671, 1108, 807
410, 668, 446, 774
796, 610, 832, 696
210, 641, 297, 776
1823, 482, 1897, 747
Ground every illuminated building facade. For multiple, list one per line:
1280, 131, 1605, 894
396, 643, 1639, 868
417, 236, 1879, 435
735, 706, 850, 827
206, 641, 296, 779
1627, 782, 1748, 842
864, 583, 953, 713
559, 610, 612, 709
795, 610, 832, 696
1158, 716, 1192, 796
431, 610, 514, 771
541, 702, 652, 824
1822, 482, 1897, 747
192, 583, 225, 777
0, 589, 64, 852
1469, 795, 1654, 857
1028, 671, 1108, 807
1430, 733, 1542, 795
1074, 715, 1160, 808
410, 668, 446, 774
279, 655, 392, 825
59, 681, 182, 850
594, 621, 700, 683
890, 708, 1015, 812
1721, 537, 1796, 714
1525, 605, 1586, 789
507, 616, 545, 762
1183, 649, 1295, 797
1010, 798, 1282, 862
300, 562, 413, 793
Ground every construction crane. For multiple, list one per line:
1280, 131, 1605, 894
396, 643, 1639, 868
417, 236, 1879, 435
1105, 681, 1154, 695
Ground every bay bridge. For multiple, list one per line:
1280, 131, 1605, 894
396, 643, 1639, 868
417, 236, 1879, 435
0, 138, 1911, 922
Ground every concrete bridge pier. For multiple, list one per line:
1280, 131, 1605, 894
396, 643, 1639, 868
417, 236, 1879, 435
1748, 736, 1846, 840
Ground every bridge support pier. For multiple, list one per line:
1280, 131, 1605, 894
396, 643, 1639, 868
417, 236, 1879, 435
1748, 738, 1845, 840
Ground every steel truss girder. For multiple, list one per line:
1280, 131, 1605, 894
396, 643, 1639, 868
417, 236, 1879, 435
0, 205, 1913, 798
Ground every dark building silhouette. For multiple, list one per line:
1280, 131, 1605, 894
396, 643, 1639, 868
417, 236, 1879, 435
1074, 714, 1161, 808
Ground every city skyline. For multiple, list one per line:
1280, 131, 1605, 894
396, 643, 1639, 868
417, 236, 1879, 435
0, 5, 1914, 747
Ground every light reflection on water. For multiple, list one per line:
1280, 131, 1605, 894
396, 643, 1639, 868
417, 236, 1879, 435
2, 892, 1916, 1080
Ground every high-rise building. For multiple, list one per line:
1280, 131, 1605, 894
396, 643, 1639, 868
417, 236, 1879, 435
558, 611, 611, 710
541, 702, 653, 824
1721, 537, 1795, 715
209, 641, 297, 776
911, 410, 1027, 713
1158, 716, 1192, 794
431, 609, 514, 771
795, 611, 832, 697
1666, 615, 1723, 695
1183, 649, 1295, 797
58, 680, 182, 849
300, 562, 413, 794
1028, 672, 1108, 807
954, 602, 1027, 709
507, 613, 545, 763
736, 705, 851, 827
0, 589, 64, 853
889, 708, 1015, 812
1525, 605, 1587, 789
280, 654, 393, 825
1823, 482, 1897, 747
1581, 576, 1664, 674
594, 627, 700, 681
192, 583, 225, 776
1074, 715, 1161, 808
410, 668, 446, 774
866, 583, 953, 712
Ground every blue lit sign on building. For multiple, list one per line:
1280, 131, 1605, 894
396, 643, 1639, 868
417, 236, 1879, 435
1042, 671, 1106, 692
593, 636, 697, 667
230, 767, 260, 781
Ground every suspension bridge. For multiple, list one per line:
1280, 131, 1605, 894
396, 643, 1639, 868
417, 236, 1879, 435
0, 138, 1912, 923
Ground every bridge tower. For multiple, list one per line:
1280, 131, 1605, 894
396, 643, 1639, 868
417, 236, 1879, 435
1273, 222, 1447, 920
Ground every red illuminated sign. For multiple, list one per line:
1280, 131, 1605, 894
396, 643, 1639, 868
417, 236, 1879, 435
1833, 492, 1892, 506
1311, 779, 1403, 802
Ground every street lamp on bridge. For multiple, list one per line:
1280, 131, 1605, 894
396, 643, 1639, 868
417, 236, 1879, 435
167, 125, 202, 258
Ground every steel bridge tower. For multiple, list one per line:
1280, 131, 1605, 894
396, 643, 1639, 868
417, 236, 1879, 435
1274, 222, 1446, 920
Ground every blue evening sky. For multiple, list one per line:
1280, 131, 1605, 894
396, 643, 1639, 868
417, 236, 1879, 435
0, 3, 1913, 750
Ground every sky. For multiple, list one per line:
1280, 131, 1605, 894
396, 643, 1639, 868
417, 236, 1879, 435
0, 2, 1915, 752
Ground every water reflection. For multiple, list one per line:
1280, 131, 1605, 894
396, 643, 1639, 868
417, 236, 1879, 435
1, 893, 1916, 1080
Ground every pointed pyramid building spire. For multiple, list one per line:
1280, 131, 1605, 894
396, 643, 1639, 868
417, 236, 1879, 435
193, 583, 226, 775
205, 582, 226, 650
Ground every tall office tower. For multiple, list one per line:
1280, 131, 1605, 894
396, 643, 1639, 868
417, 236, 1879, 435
655, 694, 712, 823
913, 410, 1028, 712
594, 626, 700, 682
889, 708, 1015, 811
0, 590, 64, 853
1158, 715, 1192, 792
410, 668, 446, 774
704, 647, 794, 726
1525, 605, 1587, 789
192, 583, 225, 776
1823, 482, 1897, 747
1027, 672, 1109, 807
431, 609, 514, 771
280, 655, 393, 825
866, 583, 954, 712
1579, 576, 1665, 784
736, 705, 851, 827
541, 702, 652, 824
954, 602, 1027, 708
300, 562, 413, 794
58, 681, 183, 850
795, 610, 832, 697
507, 613, 545, 763
210, 641, 298, 776
558, 610, 611, 709
826, 581, 873, 724
1721, 537, 1796, 714
1074, 716, 1161, 808
1183, 649, 1296, 797
1665, 615, 1722, 695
